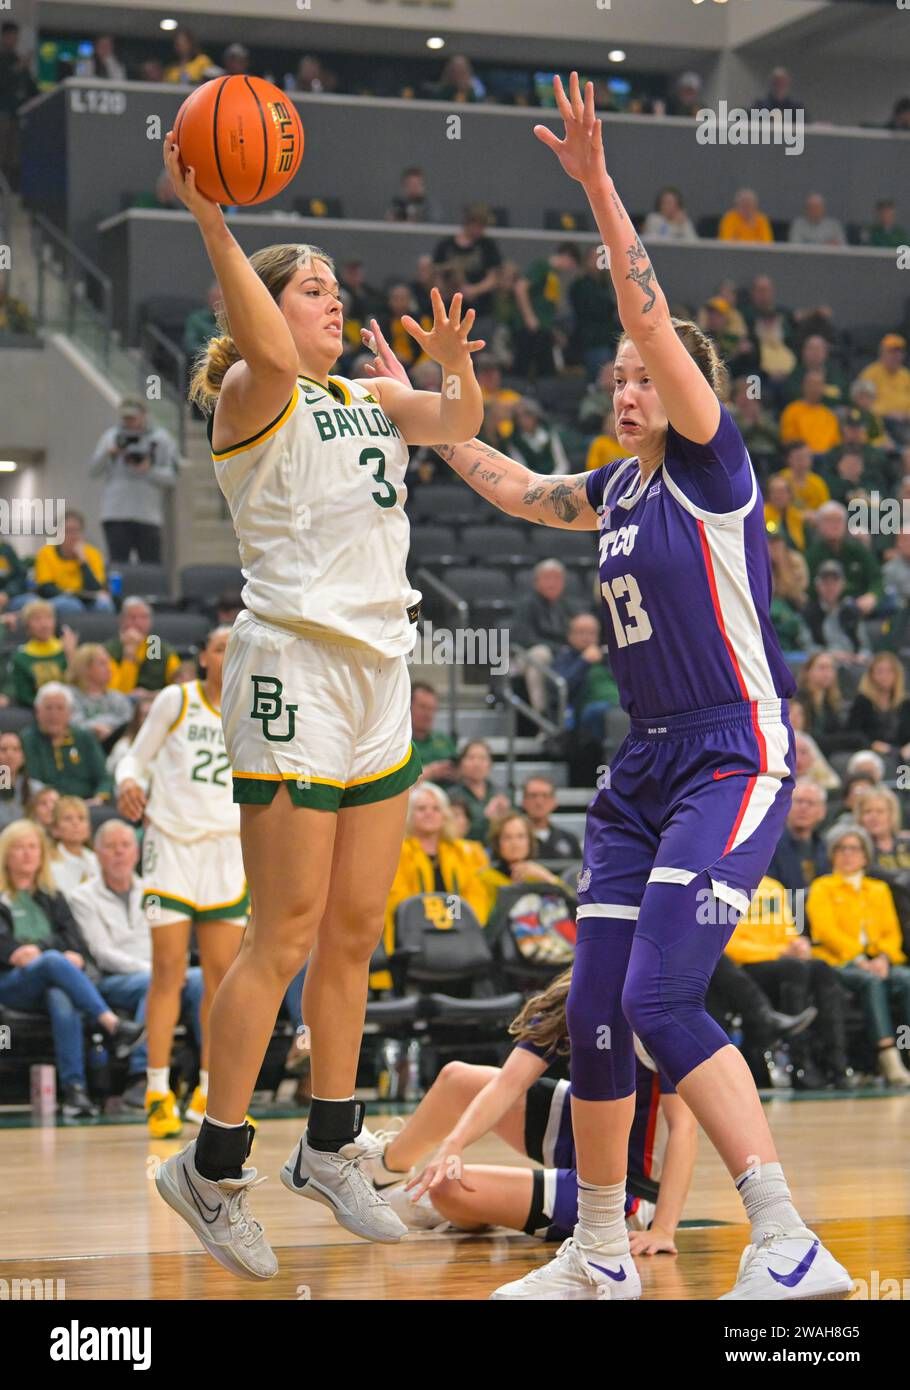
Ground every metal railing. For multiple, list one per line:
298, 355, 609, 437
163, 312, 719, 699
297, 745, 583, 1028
137, 321, 189, 455
414, 567, 469, 741
32, 212, 113, 365
501, 654, 567, 798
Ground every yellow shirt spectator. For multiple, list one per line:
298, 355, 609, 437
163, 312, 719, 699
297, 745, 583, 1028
727, 875, 800, 965
718, 209, 774, 243
33, 541, 106, 596
807, 872, 906, 967
777, 467, 830, 513
586, 433, 627, 471
779, 400, 842, 454
164, 53, 215, 84
858, 362, 910, 417
764, 500, 805, 551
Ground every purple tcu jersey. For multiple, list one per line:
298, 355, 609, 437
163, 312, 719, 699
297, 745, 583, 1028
584, 406, 796, 720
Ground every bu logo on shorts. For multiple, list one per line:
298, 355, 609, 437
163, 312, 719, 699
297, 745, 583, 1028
249, 675, 298, 742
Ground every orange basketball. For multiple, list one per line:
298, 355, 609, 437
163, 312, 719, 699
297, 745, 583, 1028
173, 75, 305, 206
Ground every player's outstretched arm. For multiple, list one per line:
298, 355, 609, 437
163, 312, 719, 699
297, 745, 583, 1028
628, 1093, 698, 1257
535, 73, 719, 446
163, 133, 298, 432
435, 438, 598, 531
368, 289, 484, 445
358, 320, 598, 531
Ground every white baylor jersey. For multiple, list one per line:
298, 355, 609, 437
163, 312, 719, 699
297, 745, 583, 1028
210, 373, 421, 657
115, 680, 240, 842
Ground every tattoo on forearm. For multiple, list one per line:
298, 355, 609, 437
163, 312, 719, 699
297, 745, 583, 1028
522, 476, 587, 524
626, 236, 647, 265
472, 464, 505, 486
626, 258, 657, 314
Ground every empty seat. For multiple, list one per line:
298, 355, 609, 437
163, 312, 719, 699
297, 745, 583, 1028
179, 564, 244, 608
151, 613, 211, 649
459, 524, 535, 564
408, 524, 460, 566
444, 566, 513, 601
62, 611, 120, 644
409, 484, 482, 521
116, 563, 172, 603
544, 208, 592, 232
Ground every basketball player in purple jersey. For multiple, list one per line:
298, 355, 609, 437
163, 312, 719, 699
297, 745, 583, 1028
411, 75, 852, 1299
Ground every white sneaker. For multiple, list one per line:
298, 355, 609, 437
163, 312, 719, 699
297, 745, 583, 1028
155, 1140, 277, 1281
280, 1135, 408, 1243
720, 1230, 852, 1300
357, 1122, 409, 1189
384, 1181, 449, 1232
491, 1238, 641, 1301
626, 1198, 656, 1232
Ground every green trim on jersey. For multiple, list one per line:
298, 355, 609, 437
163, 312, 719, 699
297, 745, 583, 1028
339, 744, 422, 808
232, 744, 421, 813
141, 887, 248, 922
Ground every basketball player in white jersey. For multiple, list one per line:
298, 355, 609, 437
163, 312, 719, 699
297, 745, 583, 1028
154, 132, 484, 1280
116, 628, 247, 1139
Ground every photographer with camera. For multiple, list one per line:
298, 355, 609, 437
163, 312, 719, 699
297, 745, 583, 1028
89, 397, 180, 565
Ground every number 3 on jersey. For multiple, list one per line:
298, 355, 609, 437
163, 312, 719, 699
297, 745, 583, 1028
358, 446, 397, 509
601, 574, 653, 648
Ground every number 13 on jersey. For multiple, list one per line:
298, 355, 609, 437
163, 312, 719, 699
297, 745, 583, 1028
601, 574, 653, 648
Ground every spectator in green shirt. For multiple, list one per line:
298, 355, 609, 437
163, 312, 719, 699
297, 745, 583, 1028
783, 334, 849, 407
513, 243, 581, 380
20, 683, 112, 803
0, 540, 27, 611
820, 408, 894, 488
805, 501, 881, 613
182, 282, 222, 361
862, 199, 909, 250
410, 681, 457, 782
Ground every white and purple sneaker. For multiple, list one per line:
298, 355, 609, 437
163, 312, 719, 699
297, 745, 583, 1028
491, 1238, 641, 1301
720, 1229, 852, 1300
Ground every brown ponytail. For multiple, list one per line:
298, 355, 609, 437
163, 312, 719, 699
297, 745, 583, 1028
188, 241, 336, 413
508, 966, 572, 1056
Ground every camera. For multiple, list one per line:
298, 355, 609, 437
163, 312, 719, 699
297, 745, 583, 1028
115, 429, 153, 465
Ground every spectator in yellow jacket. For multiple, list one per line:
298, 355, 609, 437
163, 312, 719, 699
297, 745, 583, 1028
726, 874, 850, 1088
718, 189, 774, 243
778, 371, 842, 454
28, 512, 114, 617
372, 782, 490, 990
807, 823, 910, 1086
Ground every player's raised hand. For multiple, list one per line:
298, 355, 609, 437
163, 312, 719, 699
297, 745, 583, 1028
401, 287, 485, 372
360, 318, 412, 387
162, 131, 223, 224
534, 72, 607, 189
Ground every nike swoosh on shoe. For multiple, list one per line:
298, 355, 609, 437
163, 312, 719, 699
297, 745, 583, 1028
588, 1261, 627, 1281
768, 1239, 819, 1287
182, 1169, 222, 1225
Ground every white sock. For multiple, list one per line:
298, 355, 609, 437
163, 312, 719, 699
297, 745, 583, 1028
574, 1178, 630, 1255
198, 1070, 209, 1097
203, 1112, 246, 1130
147, 1068, 169, 1095
736, 1160, 804, 1243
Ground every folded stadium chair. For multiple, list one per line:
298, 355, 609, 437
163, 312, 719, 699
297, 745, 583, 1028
696, 214, 720, 239
489, 206, 511, 227
150, 612, 211, 650
443, 565, 514, 605
61, 612, 120, 644
178, 564, 244, 612
458, 523, 536, 568
529, 526, 599, 567
409, 484, 488, 526
407, 523, 460, 569
116, 563, 173, 606
386, 893, 523, 1070
486, 881, 577, 991
0, 706, 35, 734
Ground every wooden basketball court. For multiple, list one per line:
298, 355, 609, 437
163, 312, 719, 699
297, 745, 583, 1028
1, 1092, 907, 1300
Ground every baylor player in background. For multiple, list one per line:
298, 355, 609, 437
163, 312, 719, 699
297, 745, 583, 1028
153, 130, 484, 1281
116, 627, 249, 1139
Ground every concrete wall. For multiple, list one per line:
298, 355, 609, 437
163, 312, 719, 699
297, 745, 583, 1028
99, 209, 900, 347
23, 82, 909, 264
